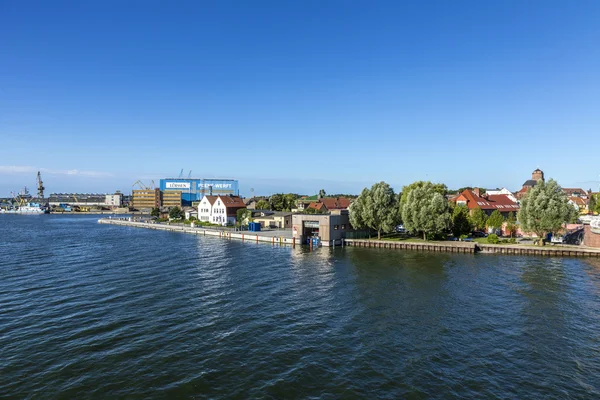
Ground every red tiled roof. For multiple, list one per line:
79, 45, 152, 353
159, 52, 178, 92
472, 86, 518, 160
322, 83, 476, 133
219, 195, 246, 208
455, 189, 520, 211
308, 202, 326, 210
320, 197, 351, 210
203, 195, 219, 205
569, 197, 586, 206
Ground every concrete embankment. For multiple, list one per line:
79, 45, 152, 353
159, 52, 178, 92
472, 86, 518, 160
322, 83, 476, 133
345, 238, 600, 257
98, 218, 297, 246
99, 219, 600, 257
344, 239, 476, 254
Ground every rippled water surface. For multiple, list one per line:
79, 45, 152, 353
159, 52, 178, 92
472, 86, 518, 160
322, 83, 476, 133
2, 215, 600, 398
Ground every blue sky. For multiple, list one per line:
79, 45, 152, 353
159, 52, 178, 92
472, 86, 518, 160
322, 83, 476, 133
1, 0, 599, 197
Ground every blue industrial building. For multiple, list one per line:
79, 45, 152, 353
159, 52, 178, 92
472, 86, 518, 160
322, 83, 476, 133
159, 178, 239, 205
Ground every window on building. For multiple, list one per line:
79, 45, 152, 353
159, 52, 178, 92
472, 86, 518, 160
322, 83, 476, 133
342, 224, 346, 230
334, 225, 339, 230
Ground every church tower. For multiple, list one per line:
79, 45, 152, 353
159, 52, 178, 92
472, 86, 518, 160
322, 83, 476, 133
532, 168, 544, 182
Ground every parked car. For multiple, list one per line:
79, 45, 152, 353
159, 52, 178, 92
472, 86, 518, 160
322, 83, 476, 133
472, 231, 488, 238
395, 224, 406, 233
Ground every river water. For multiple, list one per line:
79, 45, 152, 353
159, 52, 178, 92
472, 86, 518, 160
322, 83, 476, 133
1, 215, 600, 398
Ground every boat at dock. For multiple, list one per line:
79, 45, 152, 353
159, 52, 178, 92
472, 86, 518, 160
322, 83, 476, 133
0, 202, 49, 214
1, 181, 49, 214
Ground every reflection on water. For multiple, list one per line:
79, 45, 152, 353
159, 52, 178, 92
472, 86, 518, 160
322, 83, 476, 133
1, 215, 600, 398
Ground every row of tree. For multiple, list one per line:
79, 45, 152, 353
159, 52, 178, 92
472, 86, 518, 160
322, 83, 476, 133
254, 193, 299, 211
349, 179, 579, 245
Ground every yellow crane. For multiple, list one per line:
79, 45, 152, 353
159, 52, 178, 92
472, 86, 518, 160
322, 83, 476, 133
71, 193, 90, 212
10, 191, 26, 207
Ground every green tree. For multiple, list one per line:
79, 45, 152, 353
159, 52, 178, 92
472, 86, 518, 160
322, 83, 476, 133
283, 193, 298, 211
470, 207, 487, 232
150, 207, 160, 217
588, 194, 600, 214
505, 211, 517, 238
350, 182, 398, 240
589, 194, 596, 214
236, 208, 252, 226
451, 204, 472, 237
349, 188, 368, 233
487, 209, 505, 233
400, 181, 448, 204
319, 189, 326, 199
169, 206, 183, 220
401, 181, 451, 240
517, 179, 577, 246
256, 199, 271, 210
269, 194, 285, 211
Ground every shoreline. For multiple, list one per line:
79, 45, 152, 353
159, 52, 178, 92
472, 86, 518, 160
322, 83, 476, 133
98, 218, 600, 258
98, 218, 298, 246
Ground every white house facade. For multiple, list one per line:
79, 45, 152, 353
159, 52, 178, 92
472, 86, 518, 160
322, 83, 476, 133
197, 195, 246, 226
197, 196, 217, 222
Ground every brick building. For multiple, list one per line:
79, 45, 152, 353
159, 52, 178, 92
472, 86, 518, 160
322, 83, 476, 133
516, 168, 545, 200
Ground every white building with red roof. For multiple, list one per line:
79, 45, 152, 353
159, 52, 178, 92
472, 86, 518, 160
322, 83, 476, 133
197, 195, 246, 226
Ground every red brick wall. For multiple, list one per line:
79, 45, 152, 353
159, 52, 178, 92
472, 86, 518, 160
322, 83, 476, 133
584, 225, 600, 248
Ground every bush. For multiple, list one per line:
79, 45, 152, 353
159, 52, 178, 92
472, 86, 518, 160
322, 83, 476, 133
459, 234, 469, 241
487, 234, 499, 244
509, 238, 516, 244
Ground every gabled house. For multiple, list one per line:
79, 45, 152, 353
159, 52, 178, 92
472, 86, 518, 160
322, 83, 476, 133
197, 195, 218, 222
307, 202, 328, 212
305, 197, 352, 213
454, 188, 520, 218
485, 188, 518, 203
568, 196, 587, 214
563, 188, 588, 199
197, 195, 246, 226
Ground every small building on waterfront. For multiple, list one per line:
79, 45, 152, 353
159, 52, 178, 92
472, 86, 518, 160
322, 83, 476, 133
197, 195, 246, 226
252, 211, 293, 229
292, 210, 352, 246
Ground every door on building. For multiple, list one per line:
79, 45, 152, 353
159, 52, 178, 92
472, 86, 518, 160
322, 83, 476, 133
303, 221, 320, 243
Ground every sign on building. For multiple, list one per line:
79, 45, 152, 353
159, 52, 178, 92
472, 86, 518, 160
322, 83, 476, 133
166, 182, 191, 189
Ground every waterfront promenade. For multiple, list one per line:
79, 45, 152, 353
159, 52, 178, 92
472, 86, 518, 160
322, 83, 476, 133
98, 218, 296, 246
99, 218, 600, 257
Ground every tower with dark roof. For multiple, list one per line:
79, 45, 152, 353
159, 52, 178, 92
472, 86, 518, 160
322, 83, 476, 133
532, 168, 545, 182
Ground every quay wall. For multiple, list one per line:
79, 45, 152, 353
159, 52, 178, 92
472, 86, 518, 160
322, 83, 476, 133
99, 219, 600, 257
345, 238, 600, 257
98, 218, 298, 246
344, 239, 476, 254
477, 243, 600, 257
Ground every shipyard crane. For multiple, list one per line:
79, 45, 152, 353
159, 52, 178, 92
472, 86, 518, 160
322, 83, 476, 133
132, 180, 151, 190
37, 171, 45, 200
187, 170, 192, 179
178, 169, 184, 179
10, 191, 26, 207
